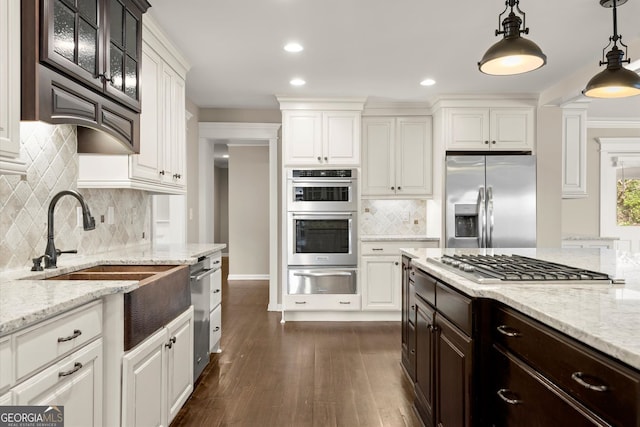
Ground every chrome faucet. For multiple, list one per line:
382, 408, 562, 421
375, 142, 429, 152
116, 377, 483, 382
42, 190, 96, 268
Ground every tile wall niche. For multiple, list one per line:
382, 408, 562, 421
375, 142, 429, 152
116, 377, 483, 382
361, 199, 427, 235
0, 122, 150, 271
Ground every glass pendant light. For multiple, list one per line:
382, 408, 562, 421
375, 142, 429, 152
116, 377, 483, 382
583, 0, 640, 98
478, 0, 546, 75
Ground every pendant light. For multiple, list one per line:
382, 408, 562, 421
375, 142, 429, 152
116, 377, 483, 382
478, 0, 546, 76
583, 0, 640, 98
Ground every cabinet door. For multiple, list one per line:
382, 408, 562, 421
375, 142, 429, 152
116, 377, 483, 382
169, 74, 186, 186
105, 0, 143, 110
41, 0, 103, 91
13, 339, 103, 427
0, 0, 22, 170
0, 335, 12, 392
323, 111, 360, 165
283, 111, 323, 165
446, 108, 490, 150
396, 117, 432, 196
0, 391, 11, 405
415, 298, 435, 425
122, 328, 167, 427
361, 256, 401, 311
362, 117, 395, 196
436, 315, 472, 427
131, 39, 163, 181
166, 308, 194, 425
490, 108, 534, 150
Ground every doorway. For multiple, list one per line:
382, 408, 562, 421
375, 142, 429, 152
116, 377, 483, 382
198, 122, 281, 310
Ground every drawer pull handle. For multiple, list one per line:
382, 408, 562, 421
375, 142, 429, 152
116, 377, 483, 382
497, 388, 522, 405
372, 248, 384, 251
213, 289, 221, 293
410, 305, 415, 310
571, 372, 608, 392
165, 336, 177, 349
497, 325, 522, 338
339, 301, 351, 304
58, 362, 83, 377
410, 349, 415, 355
213, 326, 220, 332
295, 301, 307, 304
58, 329, 82, 342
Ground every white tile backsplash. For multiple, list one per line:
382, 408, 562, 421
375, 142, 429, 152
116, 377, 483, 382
361, 199, 427, 235
0, 122, 150, 271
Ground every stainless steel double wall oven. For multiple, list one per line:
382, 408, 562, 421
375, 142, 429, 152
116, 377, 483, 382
287, 169, 357, 294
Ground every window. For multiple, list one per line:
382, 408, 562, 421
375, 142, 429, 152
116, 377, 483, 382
616, 166, 640, 226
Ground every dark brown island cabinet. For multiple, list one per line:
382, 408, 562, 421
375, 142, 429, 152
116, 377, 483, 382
21, 0, 151, 152
401, 255, 640, 427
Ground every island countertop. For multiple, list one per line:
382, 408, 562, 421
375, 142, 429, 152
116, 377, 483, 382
401, 247, 640, 371
0, 243, 226, 335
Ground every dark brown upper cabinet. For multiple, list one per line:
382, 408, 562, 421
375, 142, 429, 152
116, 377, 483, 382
22, 0, 151, 153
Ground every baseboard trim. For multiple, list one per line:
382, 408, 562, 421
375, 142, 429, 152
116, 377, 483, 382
267, 303, 282, 312
281, 311, 401, 322
227, 274, 270, 281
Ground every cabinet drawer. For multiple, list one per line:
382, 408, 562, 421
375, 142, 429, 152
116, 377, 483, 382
412, 268, 435, 307
491, 346, 606, 427
493, 305, 639, 427
283, 294, 361, 311
210, 268, 222, 309
436, 282, 472, 336
361, 240, 438, 256
15, 301, 102, 381
210, 305, 222, 351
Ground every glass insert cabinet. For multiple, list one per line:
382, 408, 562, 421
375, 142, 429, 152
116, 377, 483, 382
40, 0, 147, 111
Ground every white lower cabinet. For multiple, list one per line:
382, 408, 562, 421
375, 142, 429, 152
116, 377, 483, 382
122, 306, 193, 427
361, 255, 401, 311
0, 391, 11, 405
13, 339, 103, 427
0, 335, 12, 392
209, 304, 222, 353
360, 239, 440, 312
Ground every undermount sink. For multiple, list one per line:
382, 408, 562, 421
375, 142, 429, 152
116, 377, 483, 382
47, 264, 190, 351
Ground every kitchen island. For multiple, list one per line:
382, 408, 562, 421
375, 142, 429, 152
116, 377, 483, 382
403, 247, 640, 427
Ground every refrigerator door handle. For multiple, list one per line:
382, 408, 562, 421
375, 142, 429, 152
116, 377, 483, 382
478, 186, 486, 248
487, 186, 494, 247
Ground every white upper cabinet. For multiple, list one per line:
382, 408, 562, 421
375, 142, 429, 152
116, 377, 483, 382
561, 103, 588, 198
362, 116, 432, 197
444, 106, 534, 151
0, 0, 25, 175
78, 16, 189, 194
279, 98, 365, 167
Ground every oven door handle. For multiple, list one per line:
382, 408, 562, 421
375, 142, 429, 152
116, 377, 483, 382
293, 271, 354, 277
190, 268, 218, 281
291, 212, 353, 217
292, 179, 353, 184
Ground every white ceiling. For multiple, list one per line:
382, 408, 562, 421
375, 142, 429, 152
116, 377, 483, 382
147, 0, 640, 118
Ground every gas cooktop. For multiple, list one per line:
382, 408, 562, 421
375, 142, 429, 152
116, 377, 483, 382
427, 254, 624, 285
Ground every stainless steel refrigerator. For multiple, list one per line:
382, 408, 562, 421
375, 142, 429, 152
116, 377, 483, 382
445, 155, 536, 248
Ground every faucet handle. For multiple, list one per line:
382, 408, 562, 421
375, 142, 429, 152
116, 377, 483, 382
31, 254, 51, 271
56, 249, 78, 255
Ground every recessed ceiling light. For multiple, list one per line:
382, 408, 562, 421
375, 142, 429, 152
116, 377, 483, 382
290, 78, 306, 86
284, 43, 303, 53
420, 79, 436, 86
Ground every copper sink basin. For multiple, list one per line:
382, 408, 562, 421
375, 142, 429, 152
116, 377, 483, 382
47, 264, 190, 350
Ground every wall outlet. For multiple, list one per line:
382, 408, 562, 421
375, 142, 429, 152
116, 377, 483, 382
100, 215, 105, 223
401, 211, 410, 222
414, 219, 419, 225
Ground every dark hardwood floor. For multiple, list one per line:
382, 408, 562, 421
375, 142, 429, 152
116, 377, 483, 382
172, 257, 420, 427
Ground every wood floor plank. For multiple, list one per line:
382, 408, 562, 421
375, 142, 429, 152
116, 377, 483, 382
172, 257, 420, 427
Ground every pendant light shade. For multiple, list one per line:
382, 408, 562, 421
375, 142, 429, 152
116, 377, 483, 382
478, 0, 546, 76
583, 0, 640, 98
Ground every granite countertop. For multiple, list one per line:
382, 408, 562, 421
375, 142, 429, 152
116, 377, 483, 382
0, 242, 226, 336
361, 235, 440, 242
401, 247, 640, 370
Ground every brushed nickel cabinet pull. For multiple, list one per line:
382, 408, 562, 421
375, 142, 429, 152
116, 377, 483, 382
59, 362, 83, 377
497, 388, 522, 405
339, 301, 351, 304
372, 248, 384, 251
58, 329, 82, 342
295, 301, 307, 304
497, 325, 522, 338
571, 372, 608, 392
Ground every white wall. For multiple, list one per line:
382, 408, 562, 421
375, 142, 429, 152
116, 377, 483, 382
561, 127, 640, 237
536, 106, 563, 247
228, 145, 270, 278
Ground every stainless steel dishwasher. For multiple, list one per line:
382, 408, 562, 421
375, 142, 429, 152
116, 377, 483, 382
190, 255, 217, 382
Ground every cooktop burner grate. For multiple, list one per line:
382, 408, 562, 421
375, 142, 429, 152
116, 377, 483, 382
427, 254, 622, 284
